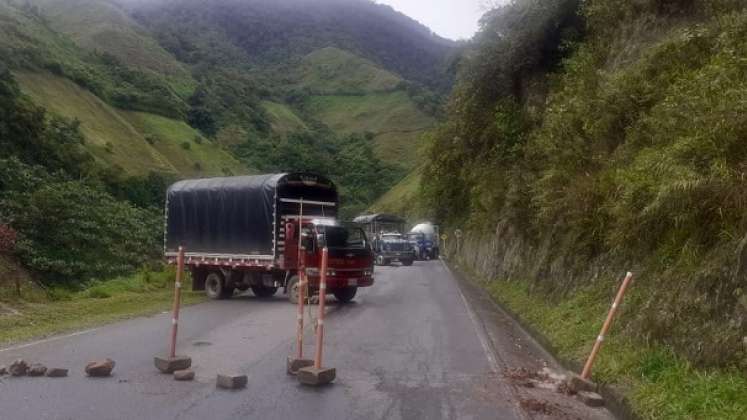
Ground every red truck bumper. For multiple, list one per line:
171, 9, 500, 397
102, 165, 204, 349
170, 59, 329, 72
306, 274, 374, 289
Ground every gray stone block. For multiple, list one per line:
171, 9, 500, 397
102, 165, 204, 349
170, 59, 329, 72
173, 369, 195, 381
568, 373, 598, 393
154, 356, 192, 374
297, 366, 336, 386
216, 373, 247, 389
577, 391, 605, 407
286, 356, 314, 375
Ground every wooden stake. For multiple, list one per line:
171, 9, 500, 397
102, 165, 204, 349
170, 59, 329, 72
581, 272, 634, 379
169, 246, 185, 358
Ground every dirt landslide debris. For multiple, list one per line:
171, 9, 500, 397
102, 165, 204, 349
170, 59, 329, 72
520, 398, 555, 415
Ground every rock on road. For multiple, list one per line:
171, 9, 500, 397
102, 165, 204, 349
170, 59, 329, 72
0, 260, 613, 420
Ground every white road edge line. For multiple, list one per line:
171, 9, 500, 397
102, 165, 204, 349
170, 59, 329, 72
440, 259, 530, 420
440, 259, 499, 374
0, 328, 99, 353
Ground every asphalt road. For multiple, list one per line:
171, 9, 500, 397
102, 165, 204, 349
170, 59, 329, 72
0, 260, 613, 420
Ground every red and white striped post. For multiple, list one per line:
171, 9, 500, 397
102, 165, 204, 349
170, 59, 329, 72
288, 201, 313, 374
297, 247, 336, 386
154, 246, 192, 374
314, 247, 329, 369
296, 252, 307, 361
170, 246, 185, 358
581, 272, 634, 379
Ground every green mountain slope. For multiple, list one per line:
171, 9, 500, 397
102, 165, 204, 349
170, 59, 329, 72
16, 72, 244, 176
305, 91, 434, 168
1, 0, 449, 210
294, 47, 402, 94
28, 0, 193, 86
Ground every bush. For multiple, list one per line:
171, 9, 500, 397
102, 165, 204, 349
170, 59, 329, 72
3, 179, 162, 285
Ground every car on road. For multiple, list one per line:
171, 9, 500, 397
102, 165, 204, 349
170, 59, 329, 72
164, 173, 375, 303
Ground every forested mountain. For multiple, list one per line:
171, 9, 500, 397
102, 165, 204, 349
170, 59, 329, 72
0, 0, 456, 285
125, 0, 457, 92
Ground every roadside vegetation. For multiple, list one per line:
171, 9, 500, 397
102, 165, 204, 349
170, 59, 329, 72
0, 267, 203, 346
462, 267, 747, 419
422, 0, 747, 418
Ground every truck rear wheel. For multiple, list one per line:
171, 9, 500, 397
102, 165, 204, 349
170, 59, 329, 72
252, 285, 278, 298
402, 259, 414, 266
376, 255, 388, 266
287, 275, 301, 304
205, 271, 233, 300
333, 287, 357, 303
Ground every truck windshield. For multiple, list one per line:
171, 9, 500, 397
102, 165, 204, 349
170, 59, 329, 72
318, 226, 368, 249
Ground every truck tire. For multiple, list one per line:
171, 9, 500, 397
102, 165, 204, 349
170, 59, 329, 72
252, 285, 278, 298
287, 275, 301, 304
333, 287, 357, 303
376, 255, 388, 266
205, 271, 233, 300
402, 259, 414, 266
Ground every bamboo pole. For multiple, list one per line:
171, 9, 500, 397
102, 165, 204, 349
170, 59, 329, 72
581, 272, 634, 379
169, 246, 185, 358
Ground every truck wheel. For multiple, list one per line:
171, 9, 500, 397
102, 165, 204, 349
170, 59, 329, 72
333, 287, 357, 303
287, 275, 300, 304
402, 259, 413, 266
376, 255, 387, 266
252, 285, 278, 298
205, 271, 233, 300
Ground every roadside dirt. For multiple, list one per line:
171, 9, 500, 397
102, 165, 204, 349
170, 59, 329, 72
445, 261, 615, 420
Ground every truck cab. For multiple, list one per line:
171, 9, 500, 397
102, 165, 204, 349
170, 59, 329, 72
373, 232, 415, 266
283, 218, 374, 303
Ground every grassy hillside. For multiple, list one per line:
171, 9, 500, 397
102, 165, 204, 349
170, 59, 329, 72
294, 47, 401, 94
122, 111, 246, 176
0, 1, 188, 118
305, 91, 434, 168
261, 100, 308, 134
369, 166, 424, 220
28, 0, 194, 92
16, 72, 244, 176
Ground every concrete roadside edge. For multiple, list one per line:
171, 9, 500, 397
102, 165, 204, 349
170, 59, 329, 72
441, 257, 638, 420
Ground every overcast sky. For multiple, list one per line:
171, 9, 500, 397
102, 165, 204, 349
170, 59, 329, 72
375, 0, 492, 40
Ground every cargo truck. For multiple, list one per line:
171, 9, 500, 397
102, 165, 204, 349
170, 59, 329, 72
164, 173, 374, 303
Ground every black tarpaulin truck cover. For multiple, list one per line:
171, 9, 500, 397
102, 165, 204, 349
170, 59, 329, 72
165, 173, 337, 257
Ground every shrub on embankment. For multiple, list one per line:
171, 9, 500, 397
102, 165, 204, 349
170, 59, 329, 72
0, 66, 163, 287
422, 0, 747, 371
